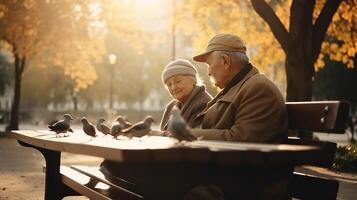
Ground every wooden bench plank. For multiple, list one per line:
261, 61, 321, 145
286, 101, 349, 133
288, 172, 339, 200
285, 137, 337, 168
71, 165, 143, 199
60, 166, 111, 200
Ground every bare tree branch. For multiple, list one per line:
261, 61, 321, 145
312, 0, 342, 61
250, 0, 290, 54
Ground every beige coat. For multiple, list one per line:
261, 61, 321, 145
191, 66, 288, 143
160, 85, 212, 130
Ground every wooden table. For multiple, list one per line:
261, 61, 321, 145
12, 130, 322, 199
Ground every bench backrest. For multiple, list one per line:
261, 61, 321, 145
285, 101, 350, 199
286, 101, 350, 134
285, 101, 350, 168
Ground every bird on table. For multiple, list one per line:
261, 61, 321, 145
96, 118, 111, 136
110, 116, 125, 139
81, 117, 97, 139
117, 115, 133, 129
121, 116, 155, 138
48, 114, 74, 137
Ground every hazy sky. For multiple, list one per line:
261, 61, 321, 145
132, 0, 172, 32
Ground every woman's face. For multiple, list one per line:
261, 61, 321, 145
165, 75, 195, 103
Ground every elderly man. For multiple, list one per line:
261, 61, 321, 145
190, 33, 288, 143
178, 33, 291, 200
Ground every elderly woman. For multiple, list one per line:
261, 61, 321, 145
160, 59, 212, 130
99, 60, 211, 195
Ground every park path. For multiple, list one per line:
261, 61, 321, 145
0, 134, 101, 200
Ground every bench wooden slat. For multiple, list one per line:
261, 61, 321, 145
60, 166, 112, 200
285, 137, 337, 168
286, 101, 349, 133
288, 172, 339, 200
71, 165, 143, 199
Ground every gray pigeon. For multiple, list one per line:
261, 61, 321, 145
48, 114, 74, 137
110, 116, 125, 139
96, 118, 111, 135
50, 120, 74, 133
117, 116, 133, 129
80, 117, 97, 138
121, 116, 155, 138
167, 107, 196, 141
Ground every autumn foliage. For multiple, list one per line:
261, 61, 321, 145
177, 0, 355, 100
0, 0, 147, 129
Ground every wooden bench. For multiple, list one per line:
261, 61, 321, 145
66, 101, 348, 200
285, 101, 350, 200
65, 101, 348, 200
13, 101, 350, 200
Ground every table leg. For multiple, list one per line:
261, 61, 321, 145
17, 141, 78, 200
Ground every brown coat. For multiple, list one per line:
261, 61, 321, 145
191, 66, 288, 143
160, 85, 212, 130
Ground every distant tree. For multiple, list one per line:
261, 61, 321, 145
103, 33, 169, 110
0, 0, 146, 130
21, 66, 75, 110
0, 0, 104, 130
0, 52, 12, 96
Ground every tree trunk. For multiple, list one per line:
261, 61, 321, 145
285, 58, 313, 101
73, 96, 78, 111
71, 91, 78, 112
139, 87, 144, 118
8, 55, 25, 131
285, 0, 315, 101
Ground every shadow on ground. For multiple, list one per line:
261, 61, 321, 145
0, 133, 102, 200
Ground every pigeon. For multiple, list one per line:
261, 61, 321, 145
117, 115, 133, 129
49, 119, 73, 132
121, 116, 155, 138
167, 107, 196, 141
96, 118, 111, 136
48, 114, 74, 137
110, 116, 125, 139
80, 117, 97, 138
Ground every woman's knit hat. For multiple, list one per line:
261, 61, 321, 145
161, 59, 197, 83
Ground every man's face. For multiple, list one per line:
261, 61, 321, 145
205, 51, 227, 89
